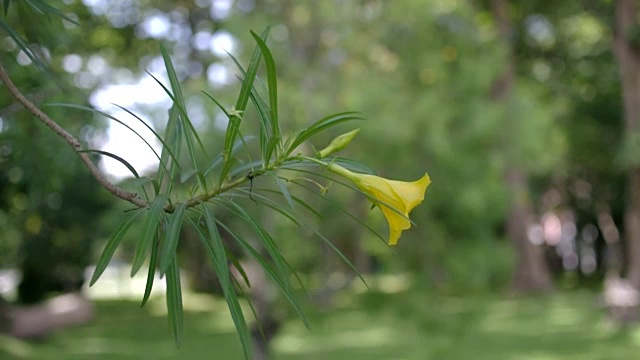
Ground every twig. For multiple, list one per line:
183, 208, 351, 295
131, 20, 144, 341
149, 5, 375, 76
0, 60, 149, 208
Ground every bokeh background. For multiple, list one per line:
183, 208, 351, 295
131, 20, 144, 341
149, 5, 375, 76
2, 0, 640, 359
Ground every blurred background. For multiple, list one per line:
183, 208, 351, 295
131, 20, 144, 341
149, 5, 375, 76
2, 0, 640, 359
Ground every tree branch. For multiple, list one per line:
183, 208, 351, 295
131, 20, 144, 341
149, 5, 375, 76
0, 60, 149, 208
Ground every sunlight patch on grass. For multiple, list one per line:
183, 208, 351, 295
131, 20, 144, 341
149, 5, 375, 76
545, 304, 582, 326
630, 327, 640, 346
351, 273, 413, 294
65, 337, 110, 356
275, 326, 397, 355
518, 353, 565, 360
0, 335, 32, 359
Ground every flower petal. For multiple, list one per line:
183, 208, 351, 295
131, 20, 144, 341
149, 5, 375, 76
327, 163, 430, 245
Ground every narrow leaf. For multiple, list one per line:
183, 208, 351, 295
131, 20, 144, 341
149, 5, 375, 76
250, 30, 281, 153
90, 210, 144, 286
26, 0, 79, 24
79, 149, 139, 178
159, 203, 186, 275
48, 103, 175, 175
141, 228, 161, 307
220, 28, 270, 185
268, 172, 294, 209
285, 112, 364, 156
131, 195, 167, 276
166, 256, 184, 347
188, 212, 252, 359
218, 199, 289, 289
216, 220, 310, 328
0, 20, 45, 70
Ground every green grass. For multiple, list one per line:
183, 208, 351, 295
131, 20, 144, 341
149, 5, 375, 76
2, 289, 640, 359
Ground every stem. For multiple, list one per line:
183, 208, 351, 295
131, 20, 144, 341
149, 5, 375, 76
183, 170, 265, 209
296, 156, 354, 178
295, 155, 329, 167
0, 60, 149, 208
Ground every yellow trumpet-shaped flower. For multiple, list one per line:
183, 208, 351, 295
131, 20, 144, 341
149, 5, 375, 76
328, 163, 431, 245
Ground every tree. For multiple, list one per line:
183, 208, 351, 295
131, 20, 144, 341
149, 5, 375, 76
490, 0, 553, 292
613, 0, 640, 288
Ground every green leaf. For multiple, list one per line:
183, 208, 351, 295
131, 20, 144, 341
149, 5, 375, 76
157, 105, 183, 195
224, 190, 301, 226
303, 221, 368, 287
126, 177, 155, 196
229, 160, 267, 179
254, 188, 323, 219
90, 210, 144, 286
0, 20, 45, 70
249, 88, 272, 164
284, 112, 364, 157
264, 136, 280, 167
78, 149, 139, 178
166, 256, 184, 348
215, 220, 310, 328
113, 104, 180, 169
218, 199, 290, 289
227, 52, 273, 166
220, 28, 270, 185
201, 206, 230, 285
159, 203, 186, 275
159, 45, 207, 191
24, 0, 79, 24
131, 195, 167, 277
227, 249, 251, 288
250, 30, 281, 155
187, 211, 252, 359
141, 227, 161, 307
204, 136, 256, 177
3, 0, 9, 15
233, 172, 366, 286
48, 103, 175, 176
268, 172, 294, 210
201, 90, 230, 117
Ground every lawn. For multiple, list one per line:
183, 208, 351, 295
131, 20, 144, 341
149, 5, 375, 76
2, 288, 640, 359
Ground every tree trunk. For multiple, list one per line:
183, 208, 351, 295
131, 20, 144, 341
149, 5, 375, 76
491, 0, 553, 292
613, 0, 640, 288
505, 169, 553, 291
0, 295, 10, 334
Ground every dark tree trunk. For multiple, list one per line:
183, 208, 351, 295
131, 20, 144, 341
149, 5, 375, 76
613, 0, 640, 288
491, 0, 553, 292
505, 169, 553, 292
0, 295, 10, 334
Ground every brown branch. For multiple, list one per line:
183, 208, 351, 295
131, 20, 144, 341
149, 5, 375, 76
0, 60, 149, 208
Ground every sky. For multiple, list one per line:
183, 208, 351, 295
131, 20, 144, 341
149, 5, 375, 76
80, 1, 239, 180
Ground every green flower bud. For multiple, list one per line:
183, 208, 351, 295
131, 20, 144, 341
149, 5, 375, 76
317, 129, 360, 158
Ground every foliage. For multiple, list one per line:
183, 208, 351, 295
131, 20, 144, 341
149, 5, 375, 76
0, 0, 636, 357
0, 2, 433, 357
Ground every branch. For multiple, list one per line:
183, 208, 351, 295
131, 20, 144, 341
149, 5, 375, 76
0, 60, 149, 208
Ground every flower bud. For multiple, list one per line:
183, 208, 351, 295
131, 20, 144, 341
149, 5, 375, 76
317, 129, 360, 158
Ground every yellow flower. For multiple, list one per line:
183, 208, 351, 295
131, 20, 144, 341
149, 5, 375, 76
328, 163, 430, 245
